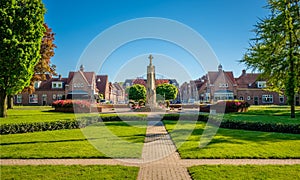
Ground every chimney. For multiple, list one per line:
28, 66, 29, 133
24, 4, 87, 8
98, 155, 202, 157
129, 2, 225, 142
242, 69, 246, 76
218, 64, 223, 72
58, 74, 62, 80
80, 64, 84, 72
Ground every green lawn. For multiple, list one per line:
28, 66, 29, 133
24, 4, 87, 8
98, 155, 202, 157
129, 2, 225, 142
0, 165, 139, 180
0, 121, 146, 158
224, 105, 300, 124
188, 165, 300, 180
0, 106, 76, 125
164, 120, 300, 159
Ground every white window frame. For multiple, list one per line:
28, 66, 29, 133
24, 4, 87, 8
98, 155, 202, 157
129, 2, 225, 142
53, 94, 56, 100
219, 83, 228, 87
279, 95, 284, 103
29, 94, 38, 104
262, 95, 273, 103
57, 94, 63, 100
52, 82, 63, 89
257, 81, 267, 88
247, 96, 251, 101
34, 81, 41, 89
16, 94, 22, 103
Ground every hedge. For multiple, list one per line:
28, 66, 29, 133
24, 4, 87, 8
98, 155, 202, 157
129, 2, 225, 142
1, 113, 299, 135
0, 114, 147, 135
0, 120, 80, 134
162, 114, 300, 134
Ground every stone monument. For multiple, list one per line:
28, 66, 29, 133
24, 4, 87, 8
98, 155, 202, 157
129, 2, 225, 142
146, 54, 156, 108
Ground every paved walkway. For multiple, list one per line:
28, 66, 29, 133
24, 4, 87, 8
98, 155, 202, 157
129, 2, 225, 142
1, 115, 300, 179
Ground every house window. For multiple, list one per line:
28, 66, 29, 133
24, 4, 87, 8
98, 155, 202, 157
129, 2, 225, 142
239, 97, 244, 100
34, 81, 41, 89
247, 96, 251, 100
73, 83, 84, 88
219, 83, 228, 87
262, 95, 273, 103
16, 94, 22, 103
257, 81, 267, 88
57, 94, 63, 100
53, 94, 56, 100
52, 82, 63, 89
29, 94, 38, 103
279, 95, 284, 103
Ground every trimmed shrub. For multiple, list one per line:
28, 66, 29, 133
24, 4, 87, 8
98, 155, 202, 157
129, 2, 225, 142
0, 114, 147, 134
162, 113, 300, 134
0, 120, 80, 135
200, 100, 250, 113
52, 100, 91, 113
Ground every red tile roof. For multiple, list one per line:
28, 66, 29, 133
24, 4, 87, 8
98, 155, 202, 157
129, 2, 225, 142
207, 71, 236, 85
67, 71, 95, 85
37, 76, 68, 91
96, 75, 108, 94
236, 73, 260, 88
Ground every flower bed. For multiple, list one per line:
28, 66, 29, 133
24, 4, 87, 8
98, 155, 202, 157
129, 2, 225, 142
200, 100, 250, 113
52, 100, 91, 113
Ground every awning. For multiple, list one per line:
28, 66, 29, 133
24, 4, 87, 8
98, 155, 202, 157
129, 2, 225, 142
67, 90, 89, 95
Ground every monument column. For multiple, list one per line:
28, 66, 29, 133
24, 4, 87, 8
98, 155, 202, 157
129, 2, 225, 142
146, 54, 156, 108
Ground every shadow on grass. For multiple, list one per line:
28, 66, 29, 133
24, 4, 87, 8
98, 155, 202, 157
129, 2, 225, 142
0, 138, 98, 146
167, 121, 300, 146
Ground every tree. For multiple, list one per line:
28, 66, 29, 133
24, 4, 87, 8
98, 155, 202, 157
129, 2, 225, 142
7, 23, 56, 109
24, 23, 57, 93
241, 0, 300, 118
128, 84, 146, 102
0, 0, 46, 117
156, 83, 178, 100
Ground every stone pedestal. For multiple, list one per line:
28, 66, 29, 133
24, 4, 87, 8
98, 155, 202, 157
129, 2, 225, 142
146, 55, 157, 109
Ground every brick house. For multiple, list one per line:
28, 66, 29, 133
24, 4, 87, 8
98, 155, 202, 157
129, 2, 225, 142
195, 65, 288, 105
202, 64, 238, 103
14, 65, 110, 106
235, 70, 286, 105
14, 75, 67, 106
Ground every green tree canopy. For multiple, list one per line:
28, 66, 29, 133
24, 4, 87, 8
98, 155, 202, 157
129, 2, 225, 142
24, 23, 57, 93
241, 0, 300, 118
0, 0, 46, 117
156, 83, 178, 100
128, 84, 146, 102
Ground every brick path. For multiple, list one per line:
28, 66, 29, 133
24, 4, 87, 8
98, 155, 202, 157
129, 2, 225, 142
1, 114, 300, 179
137, 120, 191, 180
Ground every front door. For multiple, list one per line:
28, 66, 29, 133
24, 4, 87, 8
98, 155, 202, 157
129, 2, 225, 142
42, 94, 47, 106
254, 96, 259, 105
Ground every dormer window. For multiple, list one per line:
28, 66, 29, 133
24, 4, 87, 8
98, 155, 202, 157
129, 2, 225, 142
257, 81, 266, 88
34, 81, 41, 89
52, 82, 63, 89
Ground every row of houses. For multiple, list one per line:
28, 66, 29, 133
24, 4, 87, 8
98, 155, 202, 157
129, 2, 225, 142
14, 65, 121, 106
14, 64, 298, 106
180, 64, 299, 105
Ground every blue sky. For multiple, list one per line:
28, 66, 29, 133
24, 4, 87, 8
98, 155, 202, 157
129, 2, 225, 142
43, 0, 269, 84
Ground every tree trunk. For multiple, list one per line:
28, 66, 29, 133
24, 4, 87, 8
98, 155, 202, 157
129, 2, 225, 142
7, 95, 13, 109
0, 90, 8, 118
291, 98, 295, 118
